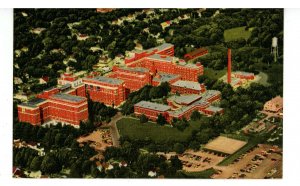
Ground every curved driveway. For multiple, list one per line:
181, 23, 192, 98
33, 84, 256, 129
106, 112, 123, 147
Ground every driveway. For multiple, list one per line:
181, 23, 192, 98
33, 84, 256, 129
106, 112, 123, 147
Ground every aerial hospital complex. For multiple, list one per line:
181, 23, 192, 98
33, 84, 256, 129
18, 43, 225, 126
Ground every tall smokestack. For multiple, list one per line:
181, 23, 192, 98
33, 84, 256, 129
227, 48, 231, 84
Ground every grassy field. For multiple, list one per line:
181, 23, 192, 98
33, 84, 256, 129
116, 117, 202, 143
204, 68, 226, 80
224, 26, 252, 42
179, 168, 217, 178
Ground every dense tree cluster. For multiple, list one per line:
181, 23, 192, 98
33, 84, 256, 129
14, 9, 199, 83
14, 122, 94, 150
139, 114, 148, 124
172, 118, 190, 131
13, 122, 98, 177
103, 141, 183, 178
87, 97, 118, 123
190, 110, 202, 121
121, 82, 171, 115
156, 114, 167, 126
164, 9, 283, 71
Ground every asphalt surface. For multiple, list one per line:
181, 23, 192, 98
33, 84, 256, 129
106, 112, 123, 147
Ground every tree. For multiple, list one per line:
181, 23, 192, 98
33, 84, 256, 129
54, 133, 64, 146
91, 164, 100, 178
70, 160, 83, 178
139, 114, 148, 124
173, 118, 189, 131
64, 134, 75, 146
170, 155, 183, 170
173, 143, 185, 154
195, 128, 214, 144
189, 140, 200, 150
156, 114, 167, 126
160, 82, 171, 95
149, 24, 162, 35
190, 111, 202, 121
41, 154, 62, 174
149, 87, 160, 99
81, 160, 92, 175
30, 156, 43, 171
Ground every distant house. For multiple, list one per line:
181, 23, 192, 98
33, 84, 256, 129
119, 161, 128, 167
264, 96, 283, 113
14, 77, 23, 85
96, 161, 103, 171
184, 48, 208, 60
96, 162, 114, 171
96, 8, 115, 13
161, 20, 172, 29
107, 164, 114, 170
39, 76, 49, 84
13, 167, 23, 178
148, 171, 157, 177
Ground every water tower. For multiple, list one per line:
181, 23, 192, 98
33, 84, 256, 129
271, 37, 279, 62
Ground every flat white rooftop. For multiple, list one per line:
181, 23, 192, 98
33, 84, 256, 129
135, 101, 171, 112
172, 80, 201, 91
204, 136, 247, 155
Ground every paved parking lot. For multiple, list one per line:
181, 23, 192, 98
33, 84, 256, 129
212, 144, 282, 179
179, 150, 225, 172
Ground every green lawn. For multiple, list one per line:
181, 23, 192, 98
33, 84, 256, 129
224, 26, 252, 42
179, 168, 217, 178
204, 68, 226, 80
116, 117, 202, 143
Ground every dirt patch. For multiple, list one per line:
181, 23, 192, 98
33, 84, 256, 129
77, 129, 113, 151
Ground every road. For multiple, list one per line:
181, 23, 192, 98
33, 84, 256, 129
105, 112, 123, 147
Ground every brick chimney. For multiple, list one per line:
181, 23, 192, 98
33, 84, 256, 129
227, 48, 231, 84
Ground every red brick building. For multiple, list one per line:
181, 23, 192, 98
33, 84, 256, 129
83, 76, 126, 106
233, 71, 255, 80
124, 43, 203, 82
18, 98, 48, 125
18, 69, 90, 126
184, 48, 208, 60
171, 80, 206, 94
166, 93, 223, 121
127, 54, 203, 82
57, 71, 86, 97
134, 101, 171, 121
201, 90, 222, 103
108, 66, 152, 92
36, 87, 60, 99
18, 93, 88, 126
152, 72, 181, 86
125, 43, 174, 64
17, 43, 208, 126
134, 91, 223, 123
47, 93, 88, 125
